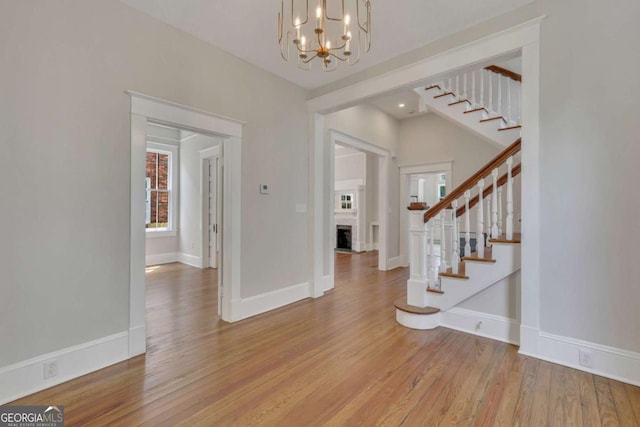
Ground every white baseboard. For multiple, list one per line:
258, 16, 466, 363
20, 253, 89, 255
0, 331, 130, 405
531, 332, 640, 387
128, 325, 146, 357
440, 307, 520, 345
232, 282, 311, 321
145, 252, 178, 266
385, 256, 401, 270
321, 275, 333, 292
177, 253, 202, 268
352, 241, 366, 252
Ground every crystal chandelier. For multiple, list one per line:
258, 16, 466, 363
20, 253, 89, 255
278, 0, 371, 71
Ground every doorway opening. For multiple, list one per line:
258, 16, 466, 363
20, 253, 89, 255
128, 92, 243, 357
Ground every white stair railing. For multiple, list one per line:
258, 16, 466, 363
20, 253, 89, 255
424, 65, 522, 129
404, 139, 521, 307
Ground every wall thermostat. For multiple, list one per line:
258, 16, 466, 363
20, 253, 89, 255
259, 184, 269, 194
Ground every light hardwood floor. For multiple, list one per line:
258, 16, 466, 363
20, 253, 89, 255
11, 252, 640, 426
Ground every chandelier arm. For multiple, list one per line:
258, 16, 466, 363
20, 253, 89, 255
302, 53, 320, 64
280, 30, 292, 61
329, 52, 347, 62
356, 0, 370, 34
324, 0, 345, 21
290, 0, 309, 26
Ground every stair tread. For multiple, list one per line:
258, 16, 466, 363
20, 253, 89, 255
461, 255, 496, 263
434, 92, 454, 99
394, 298, 440, 315
425, 85, 441, 91
480, 116, 507, 123
489, 232, 522, 244
448, 99, 471, 106
439, 262, 468, 279
427, 287, 444, 294
498, 125, 522, 131
464, 107, 487, 114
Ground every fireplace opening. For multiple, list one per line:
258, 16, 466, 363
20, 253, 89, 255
336, 225, 352, 251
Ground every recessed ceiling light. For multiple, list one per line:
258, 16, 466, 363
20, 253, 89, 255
398, 103, 405, 108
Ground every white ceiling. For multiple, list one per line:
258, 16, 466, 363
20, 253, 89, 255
120, 0, 533, 90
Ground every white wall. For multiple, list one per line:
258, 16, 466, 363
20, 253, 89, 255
0, 0, 308, 367
178, 134, 221, 262
335, 152, 365, 181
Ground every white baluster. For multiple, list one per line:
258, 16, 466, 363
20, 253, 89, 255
497, 75, 503, 119
464, 190, 471, 258
476, 179, 485, 258
448, 77, 453, 94
498, 186, 503, 236
486, 193, 492, 247
480, 69, 485, 108
451, 200, 460, 274
455, 75, 460, 99
491, 168, 499, 239
517, 82, 522, 125
471, 70, 476, 108
506, 157, 514, 240
439, 211, 447, 273
428, 220, 437, 290
507, 78, 513, 126
463, 73, 468, 100
488, 72, 494, 113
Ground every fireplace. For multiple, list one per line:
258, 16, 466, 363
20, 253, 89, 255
336, 225, 352, 251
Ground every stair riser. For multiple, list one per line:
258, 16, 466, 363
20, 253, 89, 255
428, 243, 521, 311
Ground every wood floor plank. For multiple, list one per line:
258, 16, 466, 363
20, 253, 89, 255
625, 383, 640, 425
8, 251, 640, 426
578, 370, 604, 427
594, 375, 621, 426
561, 366, 585, 427
609, 379, 639, 426
529, 360, 553, 426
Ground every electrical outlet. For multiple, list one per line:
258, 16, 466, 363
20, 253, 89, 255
43, 360, 58, 379
579, 349, 594, 368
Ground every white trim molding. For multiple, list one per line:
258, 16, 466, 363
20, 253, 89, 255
177, 253, 202, 268
529, 332, 640, 387
0, 332, 129, 405
441, 308, 520, 345
231, 282, 311, 321
145, 252, 178, 266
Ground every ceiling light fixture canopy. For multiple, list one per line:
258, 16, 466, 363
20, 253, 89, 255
278, 0, 371, 72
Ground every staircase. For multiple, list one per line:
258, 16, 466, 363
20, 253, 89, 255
395, 139, 522, 331
414, 65, 522, 148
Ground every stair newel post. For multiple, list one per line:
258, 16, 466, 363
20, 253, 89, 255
498, 186, 504, 236
439, 210, 448, 273
464, 190, 471, 258
406, 208, 429, 307
476, 179, 485, 258
506, 156, 514, 240
491, 168, 499, 239
451, 200, 460, 274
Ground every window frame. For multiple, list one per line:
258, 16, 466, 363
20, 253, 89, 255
145, 141, 178, 237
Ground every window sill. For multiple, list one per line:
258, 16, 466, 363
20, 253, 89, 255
146, 230, 177, 238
